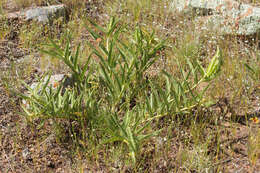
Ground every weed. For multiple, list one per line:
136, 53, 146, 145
2, 0, 259, 171
20, 15, 223, 164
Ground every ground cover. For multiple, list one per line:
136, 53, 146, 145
0, 0, 259, 172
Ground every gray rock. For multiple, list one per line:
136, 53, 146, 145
171, 0, 240, 14
22, 148, 31, 161
29, 74, 66, 90
22, 74, 67, 108
7, 4, 66, 23
171, 0, 260, 35
24, 4, 66, 23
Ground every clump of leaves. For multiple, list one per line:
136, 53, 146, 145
21, 17, 164, 163
20, 17, 222, 164
145, 47, 223, 120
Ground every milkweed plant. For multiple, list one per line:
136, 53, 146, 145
20, 17, 223, 164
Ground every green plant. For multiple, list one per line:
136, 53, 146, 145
85, 17, 165, 110
20, 17, 165, 163
41, 35, 92, 90
245, 62, 260, 81
20, 72, 98, 127
85, 17, 164, 162
104, 109, 158, 164
145, 47, 223, 119
20, 32, 99, 145
19, 10, 224, 166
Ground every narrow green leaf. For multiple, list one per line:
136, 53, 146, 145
87, 18, 106, 33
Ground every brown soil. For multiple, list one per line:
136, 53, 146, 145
0, 0, 259, 172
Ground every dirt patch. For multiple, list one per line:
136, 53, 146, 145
0, 0, 259, 172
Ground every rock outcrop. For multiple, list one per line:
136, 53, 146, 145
7, 4, 66, 23
24, 4, 66, 23
171, 0, 260, 36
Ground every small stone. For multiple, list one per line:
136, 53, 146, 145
47, 161, 55, 168
22, 148, 31, 161
22, 74, 72, 108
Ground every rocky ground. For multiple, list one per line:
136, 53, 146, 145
0, 1, 93, 172
0, 0, 260, 172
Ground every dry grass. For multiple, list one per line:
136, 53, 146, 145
0, 0, 259, 172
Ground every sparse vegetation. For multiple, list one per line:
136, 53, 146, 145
0, 0, 259, 172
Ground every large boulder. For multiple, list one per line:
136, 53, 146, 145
171, 0, 260, 36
